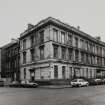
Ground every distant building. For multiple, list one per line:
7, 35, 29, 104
1, 39, 20, 82
19, 17, 105, 84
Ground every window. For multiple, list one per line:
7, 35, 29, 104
100, 57, 102, 66
96, 46, 99, 55
68, 48, 72, 60
30, 36, 34, 47
62, 47, 66, 60
75, 50, 79, 61
40, 46, 44, 60
88, 43, 91, 52
72, 79, 77, 82
61, 32, 65, 44
23, 39, 26, 49
14, 60, 17, 68
90, 69, 92, 78
104, 58, 105, 66
62, 66, 66, 79
86, 68, 88, 78
82, 68, 84, 77
40, 30, 44, 44
81, 52, 84, 63
69, 67, 73, 78
35, 33, 38, 44
93, 45, 95, 53
68, 34, 72, 45
97, 57, 99, 65
80, 39, 84, 49
30, 49, 35, 62
23, 52, 26, 64
90, 55, 93, 65
90, 43, 93, 52
8, 62, 10, 69
53, 45, 58, 58
75, 37, 78, 48
54, 65, 58, 79
53, 29, 58, 42
100, 47, 102, 56
85, 41, 88, 51
24, 68, 26, 79
88, 55, 91, 64
93, 56, 95, 65
86, 54, 89, 64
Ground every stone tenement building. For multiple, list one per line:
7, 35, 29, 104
1, 39, 20, 82
19, 17, 105, 83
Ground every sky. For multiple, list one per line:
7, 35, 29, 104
0, 0, 105, 46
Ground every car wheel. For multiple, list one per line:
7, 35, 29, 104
71, 85, 74, 88
86, 83, 89, 86
79, 84, 82, 87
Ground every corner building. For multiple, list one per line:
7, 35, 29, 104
19, 17, 105, 84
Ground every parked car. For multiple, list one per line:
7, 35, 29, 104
9, 81, 21, 87
94, 79, 102, 85
101, 78, 105, 84
87, 78, 103, 86
71, 78, 89, 87
0, 80, 4, 87
87, 79, 96, 86
21, 80, 38, 88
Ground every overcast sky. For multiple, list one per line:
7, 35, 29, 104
0, 0, 105, 46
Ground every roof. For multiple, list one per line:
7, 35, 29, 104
20, 17, 105, 46
1, 41, 18, 50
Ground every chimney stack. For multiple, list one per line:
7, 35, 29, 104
77, 26, 80, 30
27, 23, 34, 30
95, 36, 101, 41
11, 38, 18, 43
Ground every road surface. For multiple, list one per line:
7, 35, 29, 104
0, 86, 105, 105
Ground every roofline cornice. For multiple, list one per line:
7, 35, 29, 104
19, 17, 105, 47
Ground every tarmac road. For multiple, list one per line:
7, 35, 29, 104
0, 85, 105, 105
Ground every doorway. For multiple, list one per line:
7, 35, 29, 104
30, 68, 35, 81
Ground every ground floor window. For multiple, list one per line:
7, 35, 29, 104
30, 69, 35, 81
62, 66, 66, 79
74, 68, 80, 78
82, 68, 84, 77
90, 69, 92, 78
24, 68, 26, 79
69, 67, 73, 78
102, 71, 105, 78
54, 65, 58, 79
86, 68, 88, 78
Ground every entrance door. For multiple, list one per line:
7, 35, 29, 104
31, 76, 34, 81
30, 69, 35, 81
73, 67, 80, 78
75, 68, 80, 78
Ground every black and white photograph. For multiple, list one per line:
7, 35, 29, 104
0, 0, 105, 105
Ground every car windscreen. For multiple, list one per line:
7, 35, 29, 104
72, 79, 77, 82
79, 79, 84, 82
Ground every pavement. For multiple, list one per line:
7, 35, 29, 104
39, 85, 72, 89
